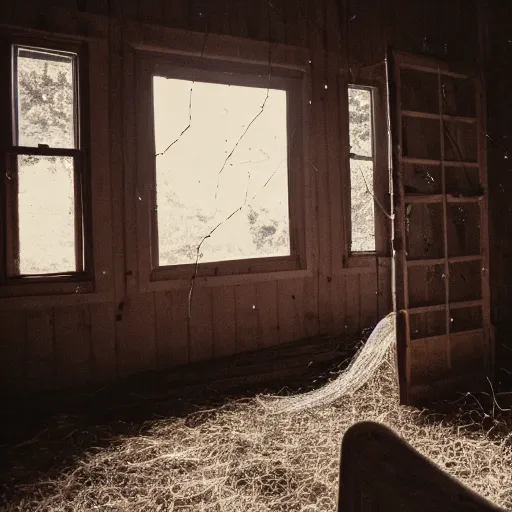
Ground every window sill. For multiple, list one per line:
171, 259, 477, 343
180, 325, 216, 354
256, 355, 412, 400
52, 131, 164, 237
0, 279, 93, 298
152, 256, 299, 279
141, 268, 313, 293
335, 254, 391, 275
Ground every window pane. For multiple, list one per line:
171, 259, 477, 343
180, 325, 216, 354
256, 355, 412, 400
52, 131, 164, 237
349, 87, 375, 253
15, 46, 77, 149
348, 88, 373, 157
153, 77, 290, 266
17, 155, 76, 275
350, 160, 375, 252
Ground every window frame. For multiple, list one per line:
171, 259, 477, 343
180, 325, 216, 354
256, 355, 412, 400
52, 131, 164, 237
347, 84, 378, 256
134, 51, 308, 287
344, 77, 391, 267
0, 34, 94, 294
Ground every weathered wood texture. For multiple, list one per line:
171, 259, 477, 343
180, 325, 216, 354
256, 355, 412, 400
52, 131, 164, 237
0, 0, 488, 396
487, 0, 512, 390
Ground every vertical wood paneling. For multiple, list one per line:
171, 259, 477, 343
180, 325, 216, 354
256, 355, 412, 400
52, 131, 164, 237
54, 305, 92, 388
368, 0, 385, 64
172, 289, 190, 365
138, 0, 162, 25
246, 0, 261, 39
110, 0, 137, 19
255, 280, 280, 347
9, 0, 37, 28
347, 0, 368, 67
232, 0, 249, 39
212, 286, 237, 358
268, 0, 286, 44
155, 290, 190, 368
89, 303, 116, 382
360, 271, 378, 328
123, 41, 139, 294
487, 0, 512, 388
117, 294, 156, 376
188, 0, 209, 34
0, 310, 25, 395
221, 0, 233, 35
278, 278, 306, 343
208, 0, 224, 35
284, 0, 300, 46
188, 287, 213, 362
89, 38, 115, 293
331, 275, 347, 334
257, 0, 270, 41
154, 291, 174, 369
163, 0, 189, 29
25, 309, 54, 392
84, 0, 108, 15
377, 258, 392, 318
235, 284, 260, 352
308, 0, 332, 333
108, 18, 127, 363
324, 0, 345, 312
344, 274, 361, 334
303, 276, 319, 337
0, 0, 13, 24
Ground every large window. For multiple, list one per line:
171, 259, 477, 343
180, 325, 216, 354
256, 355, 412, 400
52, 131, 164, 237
1, 42, 89, 281
137, 56, 304, 281
348, 86, 376, 253
153, 77, 290, 266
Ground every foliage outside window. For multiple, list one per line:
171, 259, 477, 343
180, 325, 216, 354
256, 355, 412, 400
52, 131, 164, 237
348, 86, 376, 253
152, 76, 291, 268
2, 43, 88, 279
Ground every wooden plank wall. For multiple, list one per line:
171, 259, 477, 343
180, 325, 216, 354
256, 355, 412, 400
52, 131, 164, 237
0, 0, 483, 396
487, 0, 512, 390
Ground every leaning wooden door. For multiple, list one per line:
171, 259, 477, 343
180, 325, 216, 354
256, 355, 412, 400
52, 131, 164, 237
389, 51, 491, 405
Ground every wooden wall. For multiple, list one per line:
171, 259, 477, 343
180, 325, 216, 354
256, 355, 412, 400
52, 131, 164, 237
487, 0, 512, 390
0, 0, 484, 396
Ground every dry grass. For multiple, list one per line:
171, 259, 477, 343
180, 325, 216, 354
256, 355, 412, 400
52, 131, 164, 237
2, 355, 512, 511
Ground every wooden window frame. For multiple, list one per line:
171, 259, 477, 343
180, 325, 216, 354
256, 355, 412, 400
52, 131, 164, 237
343, 77, 391, 270
0, 30, 109, 301
134, 50, 310, 290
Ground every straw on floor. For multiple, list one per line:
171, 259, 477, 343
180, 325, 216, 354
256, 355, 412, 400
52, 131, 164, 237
2, 346, 511, 512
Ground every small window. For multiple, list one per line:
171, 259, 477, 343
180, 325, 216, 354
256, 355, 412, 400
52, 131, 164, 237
152, 75, 291, 267
348, 86, 376, 253
3, 44, 88, 278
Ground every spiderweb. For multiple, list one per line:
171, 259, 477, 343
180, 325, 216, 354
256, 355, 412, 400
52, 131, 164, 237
258, 312, 397, 414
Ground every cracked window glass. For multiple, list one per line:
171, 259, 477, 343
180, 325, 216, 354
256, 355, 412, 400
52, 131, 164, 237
153, 76, 290, 266
349, 87, 376, 253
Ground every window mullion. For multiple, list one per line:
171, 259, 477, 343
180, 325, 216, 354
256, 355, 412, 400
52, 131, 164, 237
4, 152, 20, 277
0, 40, 13, 283
10, 146, 79, 158
349, 153, 373, 162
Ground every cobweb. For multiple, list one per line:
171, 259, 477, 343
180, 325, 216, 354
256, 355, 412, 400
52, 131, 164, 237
258, 312, 397, 414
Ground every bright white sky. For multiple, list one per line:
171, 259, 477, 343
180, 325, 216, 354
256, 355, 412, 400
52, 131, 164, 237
153, 76, 291, 265
18, 156, 75, 274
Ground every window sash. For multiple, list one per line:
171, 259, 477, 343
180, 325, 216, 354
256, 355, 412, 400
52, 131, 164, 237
137, 55, 305, 277
4, 151, 85, 278
0, 38, 91, 284
12, 44, 80, 151
348, 85, 378, 255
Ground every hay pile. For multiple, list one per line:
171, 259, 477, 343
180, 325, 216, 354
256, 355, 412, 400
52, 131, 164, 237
3, 354, 512, 511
